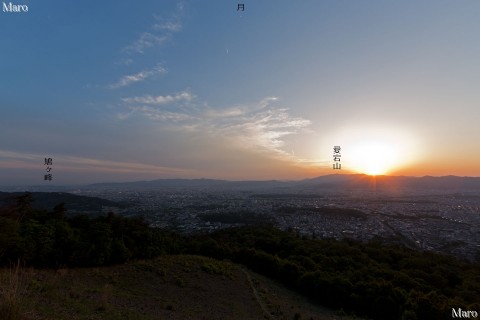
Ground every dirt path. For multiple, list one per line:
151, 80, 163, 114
241, 267, 273, 319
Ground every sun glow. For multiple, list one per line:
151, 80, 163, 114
328, 124, 421, 176
350, 142, 399, 175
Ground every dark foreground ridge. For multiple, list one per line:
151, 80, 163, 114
1, 255, 350, 320
0, 193, 479, 320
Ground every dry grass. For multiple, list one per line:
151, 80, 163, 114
0, 256, 361, 320
0, 261, 29, 320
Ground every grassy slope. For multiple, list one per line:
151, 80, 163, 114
0, 255, 358, 320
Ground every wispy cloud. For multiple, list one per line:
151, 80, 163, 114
153, 3, 184, 32
130, 106, 193, 122
119, 91, 194, 122
122, 4, 184, 56
109, 64, 167, 89
122, 91, 193, 105
0, 150, 40, 169
118, 94, 311, 160
60, 155, 188, 174
212, 105, 311, 157
109, 6, 185, 89
153, 21, 182, 32
123, 33, 167, 54
0, 150, 188, 175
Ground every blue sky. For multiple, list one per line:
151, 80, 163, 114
1, 1, 479, 185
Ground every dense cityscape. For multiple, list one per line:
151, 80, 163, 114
72, 185, 480, 262
1, 177, 480, 319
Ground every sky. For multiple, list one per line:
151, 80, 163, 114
1, 0, 479, 185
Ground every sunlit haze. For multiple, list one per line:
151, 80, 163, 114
1, 1, 479, 185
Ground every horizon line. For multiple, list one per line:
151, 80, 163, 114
2, 173, 480, 188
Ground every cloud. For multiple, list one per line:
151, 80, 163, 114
60, 155, 188, 175
123, 33, 167, 54
119, 91, 194, 122
122, 91, 193, 105
118, 94, 311, 160
0, 149, 188, 175
153, 3, 184, 32
259, 96, 279, 108
214, 106, 311, 156
111, 4, 185, 89
204, 106, 246, 118
0, 150, 40, 169
130, 106, 193, 122
153, 21, 182, 32
109, 65, 167, 89
123, 5, 184, 56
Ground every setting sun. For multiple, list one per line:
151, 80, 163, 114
349, 142, 398, 175
327, 124, 422, 176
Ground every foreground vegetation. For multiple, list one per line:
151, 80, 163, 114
1, 193, 479, 319
1, 255, 347, 320
187, 227, 480, 320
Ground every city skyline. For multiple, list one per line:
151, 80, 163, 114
1, 1, 479, 185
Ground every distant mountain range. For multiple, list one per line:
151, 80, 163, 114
2, 174, 479, 194
1, 175, 479, 215
299, 174, 480, 191
87, 174, 480, 192
88, 178, 286, 190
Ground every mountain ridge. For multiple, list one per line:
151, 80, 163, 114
86, 174, 480, 191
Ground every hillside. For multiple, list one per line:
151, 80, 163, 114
1, 193, 478, 320
0, 255, 354, 320
0, 192, 129, 213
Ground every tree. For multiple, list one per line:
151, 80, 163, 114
16, 192, 33, 220
52, 203, 67, 219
